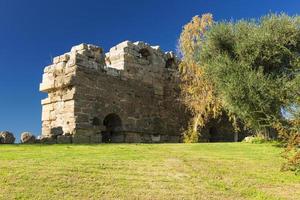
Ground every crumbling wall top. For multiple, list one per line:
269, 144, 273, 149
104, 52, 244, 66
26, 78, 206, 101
40, 41, 180, 92
106, 40, 178, 70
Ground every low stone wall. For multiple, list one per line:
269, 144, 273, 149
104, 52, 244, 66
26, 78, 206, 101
34, 132, 180, 144
107, 132, 180, 143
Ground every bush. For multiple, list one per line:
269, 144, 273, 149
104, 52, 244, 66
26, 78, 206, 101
281, 133, 300, 174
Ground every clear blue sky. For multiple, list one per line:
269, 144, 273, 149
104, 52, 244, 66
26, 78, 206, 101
1, 0, 300, 141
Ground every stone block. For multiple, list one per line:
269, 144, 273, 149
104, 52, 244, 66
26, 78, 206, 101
77, 49, 94, 58
42, 110, 50, 121
106, 68, 121, 77
76, 114, 89, 123
115, 40, 133, 50
88, 44, 103, 52
21, 132, 35, 144
90, 134, 102, 143
53, 56, 60, 64
160, 135, 169, 142
154, 86, 163, 96
168, 136, 180, 143
42, 73, 54, 82
39, 82, 55, 92
41, 98, 51, 105
71, 44, 88, 52
54, 62, 66, 72
59, 54, 70, 62
111, 133, 125, 143
39, 136, 56, 144
44, 64, 55, 73
141, 134, 151, 143
125, 132, 141, 143
64, 65, 76, 74
57, 135, 72, 144
41, 127, 51, 136
133, 41, 146, 46
62, 90, 75, 101
0, 131, 15, 144
151, 135, 161, 143
50, 127, 63, 137
72, 135, 90, 144
151, 45, 161, 51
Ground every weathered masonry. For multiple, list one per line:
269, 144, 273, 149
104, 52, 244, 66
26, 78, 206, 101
40, 41, 188, 143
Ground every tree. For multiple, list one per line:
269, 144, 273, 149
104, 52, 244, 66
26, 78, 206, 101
200, 14, 300, 132
179, 13, 300, 171
178, 14, 222, 142
199, 13, 300, 171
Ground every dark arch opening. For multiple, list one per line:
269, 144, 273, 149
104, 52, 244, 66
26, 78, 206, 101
102, 113, 122, 143
138, 48, 151, 64
165, 58, 176, 69
138, 48, 150, 58
209, 126, 219, 142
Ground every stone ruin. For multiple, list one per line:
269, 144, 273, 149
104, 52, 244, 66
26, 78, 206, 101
39, 40, 249, 144
40, 41, 188, 143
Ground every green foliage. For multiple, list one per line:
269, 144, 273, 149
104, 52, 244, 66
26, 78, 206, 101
194, 13, 300, 172
200, 13, 300, 132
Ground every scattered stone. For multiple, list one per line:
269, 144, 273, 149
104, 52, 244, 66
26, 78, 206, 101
243, 136, 255, 143
20, 132, 36, 144
0, 131, 15, 144
151, 134, 161, 143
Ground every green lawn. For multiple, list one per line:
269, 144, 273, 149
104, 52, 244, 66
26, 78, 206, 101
0, 143, 299, 200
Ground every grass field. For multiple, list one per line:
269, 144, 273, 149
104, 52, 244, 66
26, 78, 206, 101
0, 143, 299, 200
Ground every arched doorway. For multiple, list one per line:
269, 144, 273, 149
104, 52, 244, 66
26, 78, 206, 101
209, 126, 218, 142
102, 113, 122, 143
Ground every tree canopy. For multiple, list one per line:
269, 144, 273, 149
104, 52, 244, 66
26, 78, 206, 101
200, 14, 300, 133
179, 13, 300, 171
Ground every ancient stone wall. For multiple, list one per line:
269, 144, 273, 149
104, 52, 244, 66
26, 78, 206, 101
40, 41, 187, 143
